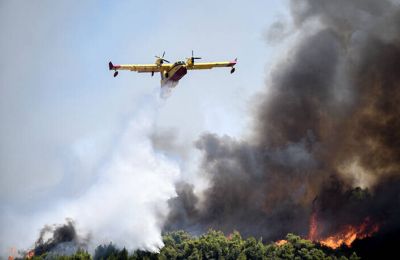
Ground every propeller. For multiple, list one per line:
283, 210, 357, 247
187, 50, 202, 63
155, 51, 170, 64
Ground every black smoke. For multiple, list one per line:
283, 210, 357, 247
165, 0, 400, 246
32, 220, 87, 256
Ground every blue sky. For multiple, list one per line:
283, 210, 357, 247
0, 0, 291, 252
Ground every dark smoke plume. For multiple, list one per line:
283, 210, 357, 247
165, 0, 400, 244
32, 220, 87, 256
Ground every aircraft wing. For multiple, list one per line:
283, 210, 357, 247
109, 62, 172, 73
188, 59, 237, 70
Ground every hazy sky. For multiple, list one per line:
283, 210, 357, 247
0, 0, 291, 252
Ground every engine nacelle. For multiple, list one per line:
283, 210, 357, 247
186, 57, 194, 67
155, 58, 163, 67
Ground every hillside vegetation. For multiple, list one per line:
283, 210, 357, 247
26, 230, 360, 260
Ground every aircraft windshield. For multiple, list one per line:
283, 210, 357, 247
174, 61, 185, 66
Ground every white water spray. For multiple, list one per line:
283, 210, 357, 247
1, 89, 180, 255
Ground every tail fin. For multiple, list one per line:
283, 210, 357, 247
108, 61, 114, 70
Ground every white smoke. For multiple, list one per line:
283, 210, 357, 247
1, 89, 180, 255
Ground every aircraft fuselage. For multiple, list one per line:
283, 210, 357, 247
161, 62, 187, 86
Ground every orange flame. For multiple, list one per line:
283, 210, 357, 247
308, 212, 318, 241
309, 215, 380, 249
319, 218, 379, 249
275, 239, 288, 246
319, 225, 359, 249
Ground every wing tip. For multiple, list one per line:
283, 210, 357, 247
109, 61, 113, 70
229, 58, 238, 66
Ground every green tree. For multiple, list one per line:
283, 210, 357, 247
118, 248, 128, 260
26, 230, 359, 259
243, 237, 265, 260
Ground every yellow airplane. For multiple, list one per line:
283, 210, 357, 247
108, 51, 237, 86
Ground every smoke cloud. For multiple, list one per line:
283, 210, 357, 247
165, 0, 400, 242
32, 220, 87, 257
1, 92, 180, 256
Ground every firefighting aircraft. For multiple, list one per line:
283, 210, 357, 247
108, 51, 237, 86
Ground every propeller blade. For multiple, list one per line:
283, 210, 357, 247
190, 51, 201, 61
156, 52, 168, 64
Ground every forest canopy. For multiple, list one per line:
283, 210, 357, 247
24, 230, 360, 260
